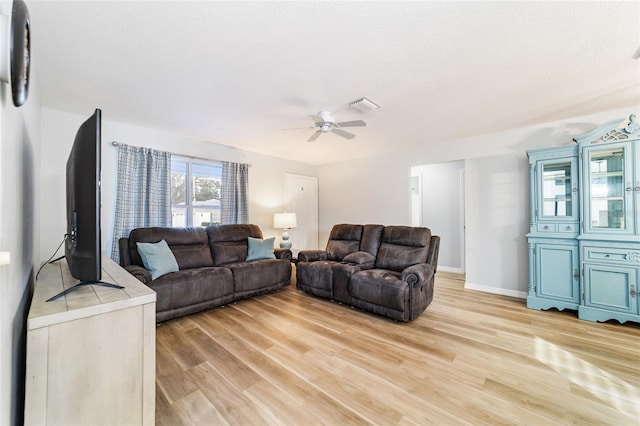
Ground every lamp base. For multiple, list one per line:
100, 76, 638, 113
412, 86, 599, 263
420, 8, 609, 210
280, 228, 292, 249
279, 241, 292, 249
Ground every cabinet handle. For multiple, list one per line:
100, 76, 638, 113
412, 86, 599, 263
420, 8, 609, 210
565, 226, 572, 230
631, 285, 637, 298
605, 254, 610, 258
626, 187, 633, 192
543, 226, 549, 230
572, 187, 577, 193
573, 270, 580, 280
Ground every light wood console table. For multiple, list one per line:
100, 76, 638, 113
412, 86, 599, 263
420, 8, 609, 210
25, 256, 156, 425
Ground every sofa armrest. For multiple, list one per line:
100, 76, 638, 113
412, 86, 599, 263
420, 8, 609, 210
342, 251, 375, 266
124, 265, 152, 284
274, 248, 292, 260
298, 250, 328, 262
401, 263, 435, 287
118, 237, 132, 267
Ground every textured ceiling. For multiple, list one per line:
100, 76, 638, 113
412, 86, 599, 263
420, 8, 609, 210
29, 1, 640, 165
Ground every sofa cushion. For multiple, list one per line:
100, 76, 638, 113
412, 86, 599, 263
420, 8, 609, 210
375, 226, 431, 272
360, 224, 384, 256
246, 237, 276, 261
326, 224, 363, 261
207, 224, 263, 266
225, 258, 291, 299
148, 267, 234, 313
128, 227, 214, 270
136, 240, 179, 280
295, 260, 338, 299
349, 269, 408, 312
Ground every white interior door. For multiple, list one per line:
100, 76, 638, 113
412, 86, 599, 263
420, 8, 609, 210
285, 174, 318, 255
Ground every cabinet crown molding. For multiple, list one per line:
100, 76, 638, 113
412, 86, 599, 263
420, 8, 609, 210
573, 113, 639, 145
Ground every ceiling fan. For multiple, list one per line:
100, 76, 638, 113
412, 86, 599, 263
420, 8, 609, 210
297, 111, 366, 142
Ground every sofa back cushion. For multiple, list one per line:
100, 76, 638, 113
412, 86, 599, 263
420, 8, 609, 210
360, 224, 384, 256
207, 224, 264, 266
375, 226, 431, 272
325, 224, 363, 261
128, 227, 214, 270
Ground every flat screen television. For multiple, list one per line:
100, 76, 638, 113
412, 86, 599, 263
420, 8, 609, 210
47, 108, 122, 302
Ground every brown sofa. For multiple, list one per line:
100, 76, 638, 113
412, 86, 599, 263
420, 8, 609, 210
119, 224, 292, 323
296, 224, 439, 322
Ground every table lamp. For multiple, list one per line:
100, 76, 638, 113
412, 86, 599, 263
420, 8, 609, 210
273, 212, 297, 249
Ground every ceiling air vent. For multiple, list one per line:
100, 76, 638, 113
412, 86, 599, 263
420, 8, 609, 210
349, 97, 381, 113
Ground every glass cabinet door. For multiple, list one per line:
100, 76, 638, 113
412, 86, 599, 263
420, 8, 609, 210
584, 143, 632, 234
541, 161, 575, 218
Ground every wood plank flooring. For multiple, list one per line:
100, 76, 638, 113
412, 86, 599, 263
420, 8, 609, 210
156, 270, 640, 425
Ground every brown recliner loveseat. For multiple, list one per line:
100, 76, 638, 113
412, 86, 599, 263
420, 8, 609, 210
296, 224, 439, 322
119, 224, 292, 323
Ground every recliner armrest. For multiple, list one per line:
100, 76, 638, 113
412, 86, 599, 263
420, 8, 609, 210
274, 248, 292, 260
125, 265, 152, 284
401, 263, 435, 286
298, 250, 328, 262
342, 251, 375, 266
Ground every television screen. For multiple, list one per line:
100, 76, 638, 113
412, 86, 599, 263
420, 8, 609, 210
65, 109, 102, 282
46, 109, 123, 302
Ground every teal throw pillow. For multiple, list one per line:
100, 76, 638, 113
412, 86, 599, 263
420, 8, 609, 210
136, 239, 179, 280
246, 237, 276, 261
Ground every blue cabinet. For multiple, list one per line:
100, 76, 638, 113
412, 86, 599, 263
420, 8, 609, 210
527, 240, 579, 310
527, 114, 640, 324
526, 146, 579, 311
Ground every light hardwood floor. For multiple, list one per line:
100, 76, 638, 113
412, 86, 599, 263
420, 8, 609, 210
156, 270, 640, 425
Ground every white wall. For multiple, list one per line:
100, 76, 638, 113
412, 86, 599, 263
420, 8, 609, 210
39, 108, 318, 262
319, 106, 639, 297
0, 42, 41, 426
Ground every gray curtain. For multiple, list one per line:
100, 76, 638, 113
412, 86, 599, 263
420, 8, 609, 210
111, 144, 172, 262
220, 161, 249, 224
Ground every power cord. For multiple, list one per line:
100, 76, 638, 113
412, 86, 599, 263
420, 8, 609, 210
35, 234, 68, 280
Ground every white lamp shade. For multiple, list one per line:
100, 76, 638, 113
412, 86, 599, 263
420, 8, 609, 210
273, 212, 297, 229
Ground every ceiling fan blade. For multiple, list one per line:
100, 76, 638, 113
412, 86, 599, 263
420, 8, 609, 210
331, 128, 356, 140
336, 120, 366, 128
283, 126, 315, 130
309, 114, 324, 125
307, 130, 322, 142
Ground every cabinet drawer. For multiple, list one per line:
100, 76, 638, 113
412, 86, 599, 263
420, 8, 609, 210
584, 247, 640, 265
536, 223, 556, 233
557, 224, 576, 233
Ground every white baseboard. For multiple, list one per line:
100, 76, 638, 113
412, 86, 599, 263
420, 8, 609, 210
464, 281, 527, 299
437, 266, 464, 274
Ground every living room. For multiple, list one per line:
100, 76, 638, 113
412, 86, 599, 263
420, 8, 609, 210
1, 1, 639, 425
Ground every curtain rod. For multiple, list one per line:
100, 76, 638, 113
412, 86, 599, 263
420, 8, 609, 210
111, 141, 251, 166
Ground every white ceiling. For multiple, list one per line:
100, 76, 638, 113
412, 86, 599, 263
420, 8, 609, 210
28, 1, 640, 165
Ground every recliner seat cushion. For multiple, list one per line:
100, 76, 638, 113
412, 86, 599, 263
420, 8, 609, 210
296, 260, 338, 299
148, 267, 233, 312
225, 258, 291, 299
349, 269, 408, 312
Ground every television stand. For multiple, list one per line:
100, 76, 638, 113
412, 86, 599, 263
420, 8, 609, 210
46, 280, 125, 302
25, 256, 156, 425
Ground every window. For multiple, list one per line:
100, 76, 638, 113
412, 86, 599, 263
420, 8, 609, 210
171, 157, 222, 227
